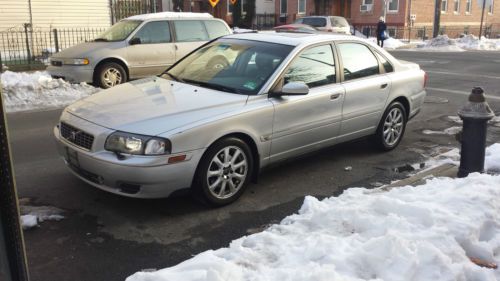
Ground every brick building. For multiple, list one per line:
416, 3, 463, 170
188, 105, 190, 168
274, 0, 352, 24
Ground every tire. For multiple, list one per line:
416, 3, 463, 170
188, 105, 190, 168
193, 137, 254, 207
95, 62, 127, 89
375, 101, 407, 151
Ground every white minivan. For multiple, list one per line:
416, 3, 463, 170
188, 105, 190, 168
47, 12, 231, 88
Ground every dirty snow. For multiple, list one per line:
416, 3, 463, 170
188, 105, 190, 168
1, 71, 98, 113
127, 143, 500, 281
19, 202, 65, 230
422, 126, 462, 135
20, 215, 38, 230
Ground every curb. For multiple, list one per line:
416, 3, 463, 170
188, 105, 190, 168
382, 163, 458, 191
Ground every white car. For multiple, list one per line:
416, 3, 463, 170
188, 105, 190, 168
294, 16, 351, 34
54, 33, 426, 206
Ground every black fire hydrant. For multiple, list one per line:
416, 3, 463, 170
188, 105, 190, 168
457, 87, 495, 178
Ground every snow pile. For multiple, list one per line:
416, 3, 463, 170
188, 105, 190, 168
361, 36, 408, 50
456, 35, 500, 51
417, 35, 466, 52
1, 71, 98, 112
20, 204, 65, 230
485, 143, 500, 173
127, 172, 500, 280
422, 126, 462, 135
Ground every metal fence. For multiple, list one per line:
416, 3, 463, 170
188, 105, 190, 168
254, 14, 276, 30
0, 26, 106, 71
355, 25, 500, 41
110, 0, 159, 24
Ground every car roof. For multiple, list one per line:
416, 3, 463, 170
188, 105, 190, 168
126, 11, 213, 21
225, 32, 359, 46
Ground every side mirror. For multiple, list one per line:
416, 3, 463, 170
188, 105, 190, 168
129, 38, 141, 45
281, 82, 309, 96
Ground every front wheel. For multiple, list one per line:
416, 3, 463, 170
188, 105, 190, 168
375, 101, 407, 151
95, 62, 127, 89
193, 138, 254, 207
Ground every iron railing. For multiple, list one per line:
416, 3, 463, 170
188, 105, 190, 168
254, 13, 276, 30
110, 0, 160, 24
0, 26, 106, 71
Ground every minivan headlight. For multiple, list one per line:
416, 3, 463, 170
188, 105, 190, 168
64, 58, 89, 65
105, 131, 171, 155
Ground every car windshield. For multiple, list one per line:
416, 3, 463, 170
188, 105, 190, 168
94, 20, 142, 42
301, 17, 327, 27
162, 38, 294, 95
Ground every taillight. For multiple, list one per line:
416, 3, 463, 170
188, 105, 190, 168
423, 72, 428, 88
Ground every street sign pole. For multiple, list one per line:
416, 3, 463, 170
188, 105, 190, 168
479, 0, 486, 38
433, 0, 442, 38
0, 81, 30, 281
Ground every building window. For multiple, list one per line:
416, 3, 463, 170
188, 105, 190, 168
441, 0, 448, 12
298, 0, 306, 14
466, 0, 472, 13
227, 0, 234, 14
454, 0, 460, 13
363, 0, 373, 4
489, 0, 494, 13
227, 0, 246, 15
387, 0, 398, 12
280, 0, 287, 14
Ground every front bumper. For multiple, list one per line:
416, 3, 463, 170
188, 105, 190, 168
54, 121, 204, 198
47, 64, 94, 84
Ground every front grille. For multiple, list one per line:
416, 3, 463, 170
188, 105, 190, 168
60, 122, 94, 150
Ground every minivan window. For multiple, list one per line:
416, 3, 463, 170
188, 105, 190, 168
174, 20, 209, 42
132, 21, 171, 44
95, 20, 142, 42
284, 44, 336, 88
331, 17, 348, 27
301, 17, 327, 27
204, 20, 229, 39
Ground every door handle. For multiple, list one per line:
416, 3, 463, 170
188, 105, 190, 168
380, 83, 388, 89
330, 93, 341, 100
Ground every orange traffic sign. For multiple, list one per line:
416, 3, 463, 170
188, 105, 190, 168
230, 0, 237, 4
208, 0, 220, 7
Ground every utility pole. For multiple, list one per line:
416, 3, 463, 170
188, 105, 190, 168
479, 0, 487, 38
433, 0, 442, 37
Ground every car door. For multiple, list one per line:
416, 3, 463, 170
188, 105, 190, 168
127, 20, 176, 78
172, 20, 210, 61
269, 44, 345, 162
336, 42, 391, 142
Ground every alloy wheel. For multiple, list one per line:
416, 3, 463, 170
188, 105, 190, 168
206, 146, 248, 200
382, 107, 404, 146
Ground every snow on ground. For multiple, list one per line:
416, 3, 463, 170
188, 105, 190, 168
20, 204, 65, 230
422, 126, 462, 135
1, 71, 98, 113
127, 145, 500, 281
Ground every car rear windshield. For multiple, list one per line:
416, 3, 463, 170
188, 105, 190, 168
163, 38, 294, 95
301, 17, 327, 27
94, 20, 142, 42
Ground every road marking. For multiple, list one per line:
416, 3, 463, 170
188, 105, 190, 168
426, 87, 500, 101
426, 70, 500, 80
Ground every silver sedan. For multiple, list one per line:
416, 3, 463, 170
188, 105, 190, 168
54, 33, 426, 206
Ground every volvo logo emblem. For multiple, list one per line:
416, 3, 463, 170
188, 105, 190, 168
68, 130, 81, 141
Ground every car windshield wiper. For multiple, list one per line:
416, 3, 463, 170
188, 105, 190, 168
182, 79, 244, 95
94, 38, 109, 42
163, 72, 182, 82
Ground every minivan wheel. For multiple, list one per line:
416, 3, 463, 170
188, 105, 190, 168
375, 101, 407, 151
193, 137, 253, 207
96, 62, 127, 88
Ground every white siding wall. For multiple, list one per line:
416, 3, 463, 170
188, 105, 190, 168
31, 0, 111, 29
0, 0, 30, 31
0, 0, 111, 30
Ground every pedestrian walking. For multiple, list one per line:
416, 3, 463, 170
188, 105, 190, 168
376, 17, 387, 48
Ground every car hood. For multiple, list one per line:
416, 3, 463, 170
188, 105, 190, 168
66, 77, 248, 135
51, 42, 118, 58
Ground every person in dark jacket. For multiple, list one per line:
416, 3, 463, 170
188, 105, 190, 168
376, 17, 387, 47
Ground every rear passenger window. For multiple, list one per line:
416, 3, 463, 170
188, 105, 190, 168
374, 52, 394, 73
133, 21, 171, 44
284, 44, 336, 88
174, 20, 209, 42
338, 43, 379, 81
204, 20, 229, 39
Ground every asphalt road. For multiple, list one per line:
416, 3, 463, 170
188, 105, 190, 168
7, 50, 500, 281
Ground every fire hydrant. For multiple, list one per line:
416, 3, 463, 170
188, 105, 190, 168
457, 87, 495, 177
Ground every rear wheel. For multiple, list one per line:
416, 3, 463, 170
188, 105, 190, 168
193, 137, 253, 207
375, 101, 407, 151
95, 62, 127, 89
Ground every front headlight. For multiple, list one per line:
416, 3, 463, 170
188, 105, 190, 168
64, 58, 89, 65
105, 131, 171, 155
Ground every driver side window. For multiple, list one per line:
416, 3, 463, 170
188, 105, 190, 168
284, 44, 336, 88
133, 21, 171, 44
